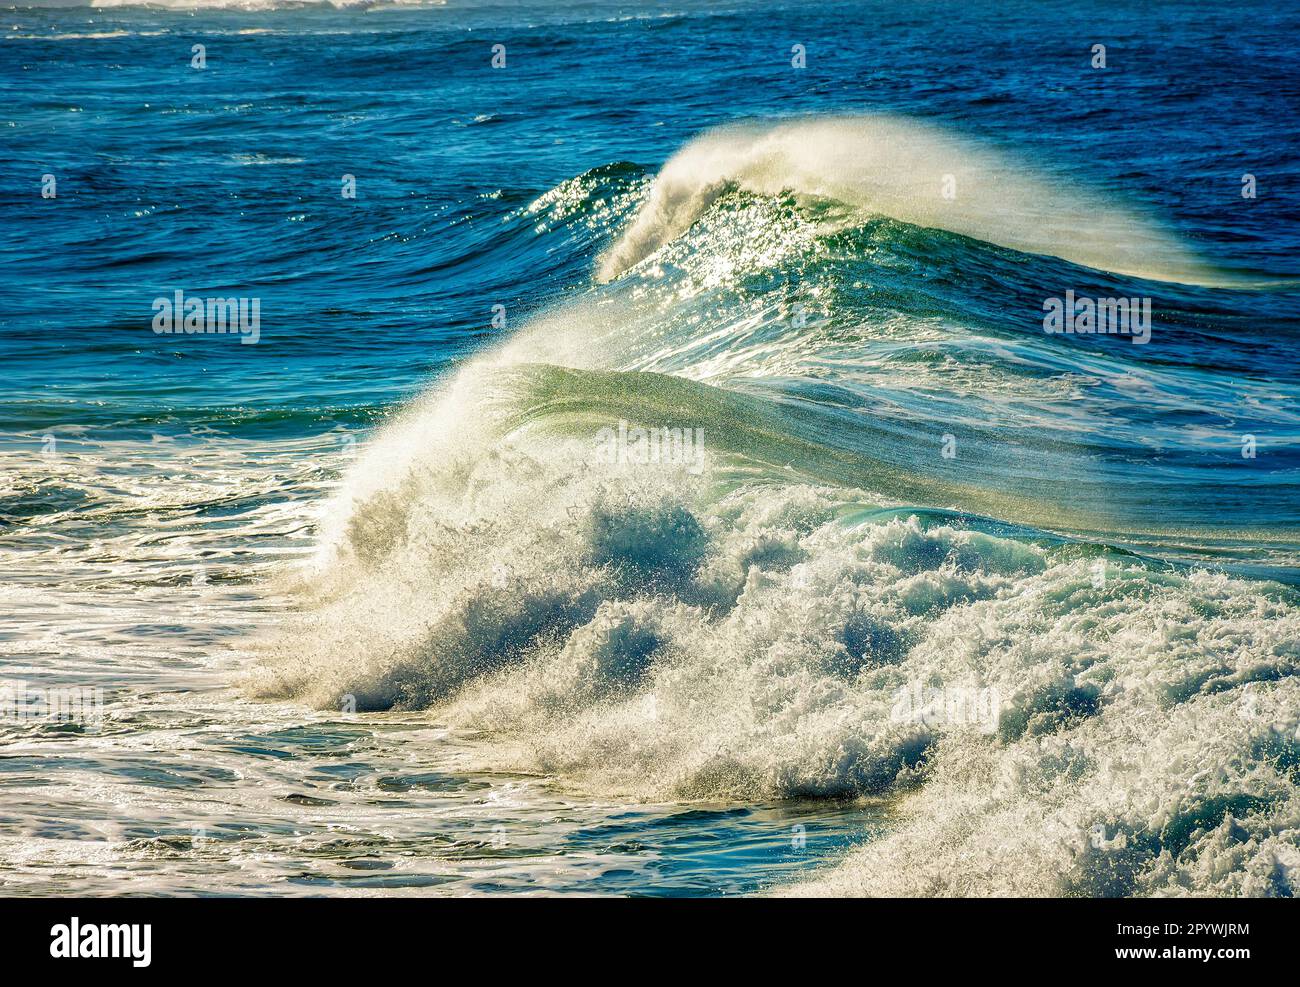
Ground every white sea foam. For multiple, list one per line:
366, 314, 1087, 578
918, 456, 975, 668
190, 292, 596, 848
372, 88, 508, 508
782, 670, 1300, 897
247, 337, 1300, 896
247, 116, 1300, 896
597, 115, 1226, 286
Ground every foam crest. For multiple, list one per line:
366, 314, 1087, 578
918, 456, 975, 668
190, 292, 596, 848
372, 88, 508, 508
597, 115, 1223, 285
248, 362, 1300, 896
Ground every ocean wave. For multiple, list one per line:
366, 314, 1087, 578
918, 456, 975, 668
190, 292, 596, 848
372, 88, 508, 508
597, 115, 1233, 287
244, 366, 1300, 893
246, 114, 1300, 897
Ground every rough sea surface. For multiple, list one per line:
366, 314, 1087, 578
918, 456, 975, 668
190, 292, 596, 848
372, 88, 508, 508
1, 0, 1298, 896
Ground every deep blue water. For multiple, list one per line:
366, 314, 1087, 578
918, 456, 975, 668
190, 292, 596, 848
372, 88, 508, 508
3, 0, 1298, 429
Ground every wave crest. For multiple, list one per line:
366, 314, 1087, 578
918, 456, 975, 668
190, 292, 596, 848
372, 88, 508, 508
597, 115, 1225, 285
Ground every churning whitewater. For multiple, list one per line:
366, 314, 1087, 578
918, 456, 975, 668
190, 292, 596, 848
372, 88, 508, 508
247, 116, 1300, 897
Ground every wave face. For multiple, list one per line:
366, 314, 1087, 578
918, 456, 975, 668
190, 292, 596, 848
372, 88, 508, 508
245, 112, 1300, 896
596, 116, 1224, 286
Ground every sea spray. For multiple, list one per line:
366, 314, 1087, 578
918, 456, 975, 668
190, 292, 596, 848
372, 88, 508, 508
596, 115, 1225, 286
246, 113, 1300, 897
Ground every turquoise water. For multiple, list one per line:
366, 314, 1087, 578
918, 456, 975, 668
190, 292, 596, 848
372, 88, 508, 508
1, 0, 1298, 896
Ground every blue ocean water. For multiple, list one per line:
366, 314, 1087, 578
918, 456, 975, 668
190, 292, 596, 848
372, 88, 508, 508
1, 0, 1298, 897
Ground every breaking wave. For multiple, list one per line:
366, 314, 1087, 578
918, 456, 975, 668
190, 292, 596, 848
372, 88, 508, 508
246, 115, 1300, 897
596, 115, 1231, 286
